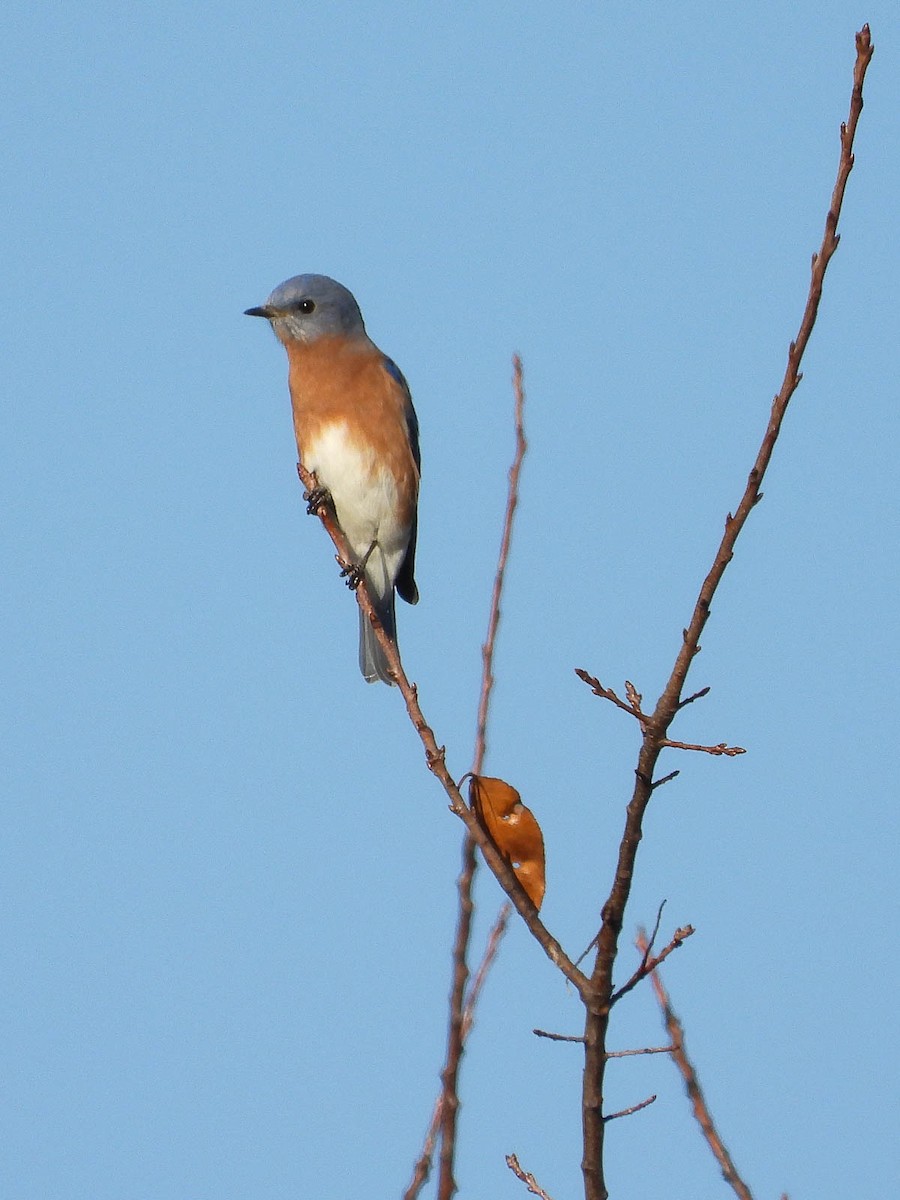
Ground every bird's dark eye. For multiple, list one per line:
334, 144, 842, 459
297, 299, 316, 314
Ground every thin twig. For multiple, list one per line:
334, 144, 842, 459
610, 925, 694, 1006
506, 1154, 556, 1200
650, 769, 680, 791
405, 359, 529, 1199
435, 357, 527, 1200
644, 901, 667, 955
574, 669, 648, 723
464, 904, 513, 1037
581, 30, 874, 1200
606, 1044, 677, 1059
535, 1029, 677, 1057
403, 1098, 441, 1200
436, 839, 479, 1200
637, 933, 755, 1200
403, 906, 512, 1200
602, 1094, 657, 1123
473, 355, 527, 769
660, 739, 746, 757
574, 929, 600, 970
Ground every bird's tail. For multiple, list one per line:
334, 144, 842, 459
358, 589, 397, 685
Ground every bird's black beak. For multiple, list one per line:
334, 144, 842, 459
244, 305, 274, 318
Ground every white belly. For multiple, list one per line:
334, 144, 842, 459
305, 420, 407, 599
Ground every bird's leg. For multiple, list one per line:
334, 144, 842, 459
340, 539, 377, 591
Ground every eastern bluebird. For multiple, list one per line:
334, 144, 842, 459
245, 274, 420, 685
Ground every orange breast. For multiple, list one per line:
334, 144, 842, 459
284, 336, 419, 523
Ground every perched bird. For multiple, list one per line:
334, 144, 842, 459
245, 274, 420, 685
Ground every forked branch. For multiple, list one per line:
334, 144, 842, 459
581, 27, 874, 1200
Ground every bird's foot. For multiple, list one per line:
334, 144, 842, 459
339, 560, 365, 591
339, 539, 376, 590
305, 485, 333, 516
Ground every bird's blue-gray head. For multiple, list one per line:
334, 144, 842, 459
244, 274, 366, 344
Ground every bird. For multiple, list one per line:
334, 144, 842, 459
245, 274, 420, 685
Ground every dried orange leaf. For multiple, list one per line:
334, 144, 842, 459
469, 775, 546, 909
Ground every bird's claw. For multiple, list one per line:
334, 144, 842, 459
305, 486, 332, 516
339, 561, 365, 591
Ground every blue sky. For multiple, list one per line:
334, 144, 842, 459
3, 4, 898, 1197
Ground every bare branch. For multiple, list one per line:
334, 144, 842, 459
435, 839, 479, 1200
644, 901, 667, 955
434, 359, 526, 1200
404, 906, 511, 1200
606, 1045, 677, 1060
610, 924, 695, 1006
574, 669, 648, 724
637, 933, 755, 1200
404, 358, 530, 1200
653, 23, 873, 731
403, 1099, 441, 1200
465, 905, 513, 1036
581, 31, 874, 1200
473, 355, 527, 770
650, 769, 680, 791
574, 928, 600, 970
536, 1034, 688, 1061
660, 739, 746, 757
575, 673, 741, 753
296, 469, 586, 995
603, 1094, 657, 1123
506, 1154, 556, 1200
